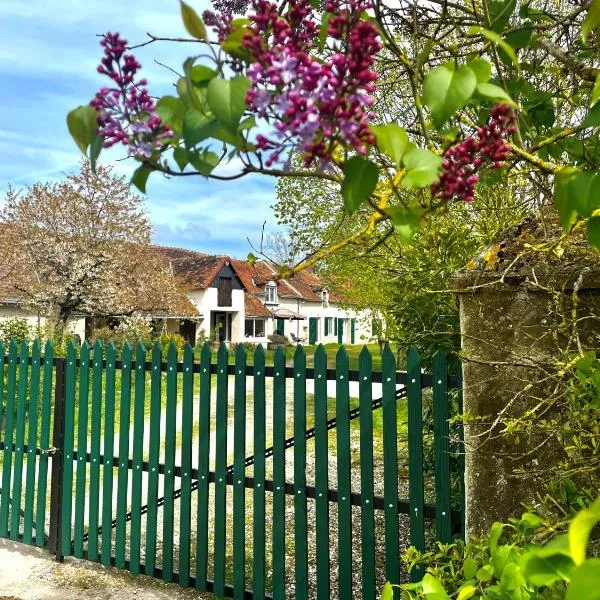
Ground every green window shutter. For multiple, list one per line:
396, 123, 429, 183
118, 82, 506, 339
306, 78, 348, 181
351, 318, 356, 344
325, 318, 329, 336
276, 319, 285, 335
334, 318, 338, 335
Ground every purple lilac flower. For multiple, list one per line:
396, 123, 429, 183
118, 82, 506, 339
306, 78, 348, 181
90, 32, 172, 159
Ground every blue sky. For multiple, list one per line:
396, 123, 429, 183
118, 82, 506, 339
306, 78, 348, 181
0, 0, 281, 256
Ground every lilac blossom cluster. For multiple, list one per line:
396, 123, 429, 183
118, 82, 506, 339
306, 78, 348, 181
239, 0, 381, 166
202, 9, 233, 42
431, 104, 517, 202
90, 33, 172, 158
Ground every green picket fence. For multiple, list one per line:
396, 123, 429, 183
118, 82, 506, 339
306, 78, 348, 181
0, 338, 463, 599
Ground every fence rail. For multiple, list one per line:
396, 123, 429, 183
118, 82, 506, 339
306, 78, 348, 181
0, 338, 464, 599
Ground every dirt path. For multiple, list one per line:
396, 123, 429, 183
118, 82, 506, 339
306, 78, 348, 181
0, 538, 210, 600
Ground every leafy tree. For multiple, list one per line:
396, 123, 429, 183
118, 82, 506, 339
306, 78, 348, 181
0, 161, 187, 334
67, 0, 600, 261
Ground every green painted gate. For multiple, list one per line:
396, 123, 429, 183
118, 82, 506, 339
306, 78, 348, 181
309, 317, 318, 344
0, 338, 464, 599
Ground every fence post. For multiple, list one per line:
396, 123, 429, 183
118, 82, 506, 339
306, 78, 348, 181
48, 357, 66, 562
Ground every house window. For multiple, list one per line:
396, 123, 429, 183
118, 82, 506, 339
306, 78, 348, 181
217, 277, 232, 307
245, 318, 266, 338
265, 281, 278, 305
325, 317, 333, 336
322, 289, 329, 307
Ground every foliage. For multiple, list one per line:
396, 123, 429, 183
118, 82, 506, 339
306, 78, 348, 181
0, 162, 189, 334
381, 496, 600, 600
113, 314, 153, 349
267, 332, 290, 346
67, 0, 600, 266
0, 318, 32, 345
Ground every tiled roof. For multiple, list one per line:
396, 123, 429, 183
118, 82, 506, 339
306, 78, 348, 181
244, 292, 272, 317
157, 247, 228, 290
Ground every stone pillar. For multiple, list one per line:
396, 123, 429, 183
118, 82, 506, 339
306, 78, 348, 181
453, 263, 600, 538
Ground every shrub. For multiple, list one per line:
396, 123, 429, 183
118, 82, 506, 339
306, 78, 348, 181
383, 495, 600, 600
0, 318, 32, 345
114, 314, 153, 350
268, 333, 290, 346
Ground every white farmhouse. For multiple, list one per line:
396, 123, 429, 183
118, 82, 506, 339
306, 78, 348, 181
158, 247, 372, 345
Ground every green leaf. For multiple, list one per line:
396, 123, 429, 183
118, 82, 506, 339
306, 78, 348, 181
456, 584, 477, 600
476, 83, 515, 104
386, 207, 423, 242
173, 147, 188, 171
519, 512, 545, 530
156, 96, 181, 123
554, 167, 579, 231
566, 559, 600, 600
180, 1, 207, 40
131, 166, 151, 194
500, 563, 525, 591
583, 0, 600, 37
488, 0, 516, 32
183, 109, 219, 148
67, 105, 99, 154
206, 76, 251, 132
592, 74, 600, 106
463, 557, 479, 580
569, 498, 600, 565
476, 564, 494, 583
319, 12, 332, 52
222, 25, 254, 61
568, 171, 600, 218
423, 63, 477, 129
504, 23, 534, 48
89, 134, 103, 173
182, 59, 203, 111
522, 552, 574, 586
421, 573, 450, 599
401, 148, 443, 188
371, 124, 409, 167
341, 156, 379, 214
238, 115, 256, 131
381, 581, 394, 600
582, 102, 600, 128
469, 26, 520, 72
468, 58, 492, 83
188, 149, 219, 176
190, 65, 217, 86
587, 216, 600, 249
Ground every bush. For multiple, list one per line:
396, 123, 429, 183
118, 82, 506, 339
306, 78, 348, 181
0, 318, 32, 345
114, 314, 153, 350
158, 333, 186, 356
384, 495, 600, 600
268, 333, 290, 346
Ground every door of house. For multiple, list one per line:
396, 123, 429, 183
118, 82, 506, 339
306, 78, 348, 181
276, 318, 285, 336
337, 318, 344, 344
179, 319, 197, 344
211, 312, 231, 342
308, 317, 318, 344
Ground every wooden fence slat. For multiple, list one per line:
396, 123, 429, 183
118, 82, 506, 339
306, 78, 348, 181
336, 346, 352, 599
73, 341, 90, 557
382, 345, 400, 586
313, 345, 330, 600
10, 341, 30, 540
213, 344, 229, 598
433, 351, 452, 543
359, 346, 375, 600
23, 340, 41, 545
145, 342, 162, 576
271, 347, 286, 600
101, 341, 117, 565
293, 345, 308, 600
130, 343, 146, 575
36, 340, 54, 548
407, 347, 425, 582
252, 345, 266, 600
115, 342, 132, 568
87, 341, 103, 560
179, 344, 194, 587
233, 345, 247, 599
195, 342, 211, 591
162, 343, 178, 582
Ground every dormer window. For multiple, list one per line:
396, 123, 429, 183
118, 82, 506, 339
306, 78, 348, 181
265, 281, 278, 305
322, 288, 329, 306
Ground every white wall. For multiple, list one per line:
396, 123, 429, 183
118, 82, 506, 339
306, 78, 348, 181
187, 287, 245, 342
0, 305, 86, 341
